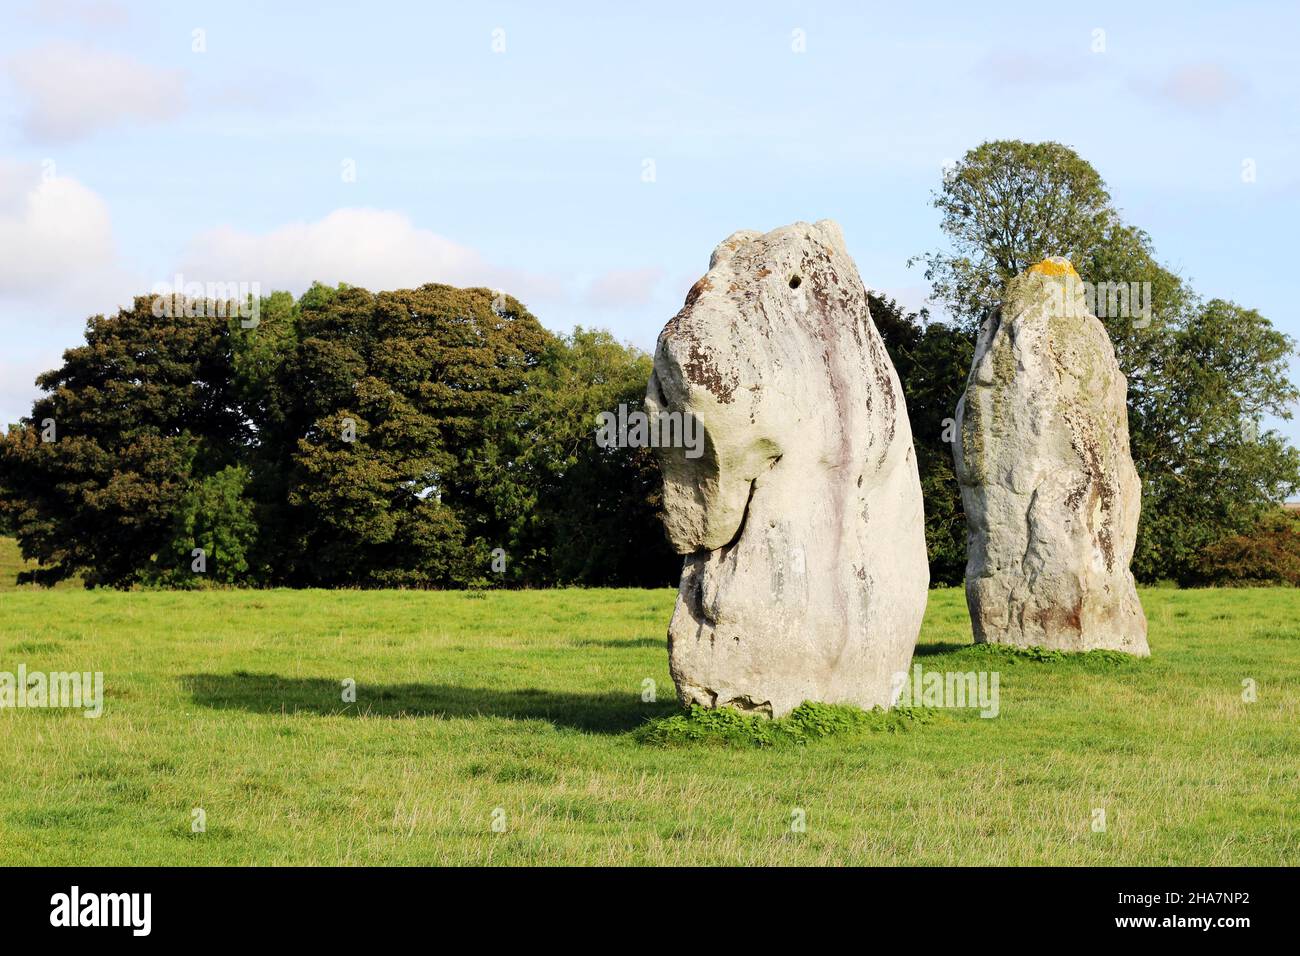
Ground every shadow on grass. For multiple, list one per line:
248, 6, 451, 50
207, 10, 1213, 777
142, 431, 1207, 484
181, 672, 678, 734
911, 642, 973, 657
570, 637, 664, 649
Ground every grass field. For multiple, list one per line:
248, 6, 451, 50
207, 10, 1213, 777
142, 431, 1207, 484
1, 537, 1297, 865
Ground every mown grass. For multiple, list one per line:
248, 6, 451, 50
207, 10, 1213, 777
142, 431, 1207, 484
0, 551, 1296, 864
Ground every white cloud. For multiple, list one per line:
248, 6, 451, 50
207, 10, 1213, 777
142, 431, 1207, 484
5, 43, 185, 143
177, 207, 564, 304
0, 162, 141, 427
0, 160, 135, 308
584, 267, 664, 308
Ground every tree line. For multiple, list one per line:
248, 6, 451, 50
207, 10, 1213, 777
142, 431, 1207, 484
0, 283, 679, 588
2, 140, 1298, 588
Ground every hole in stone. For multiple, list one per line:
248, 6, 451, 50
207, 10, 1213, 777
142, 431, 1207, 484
788, 275, 802, 289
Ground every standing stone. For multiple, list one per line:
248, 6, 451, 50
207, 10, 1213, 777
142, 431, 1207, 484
646, 220, 929, 717
954, 257, 1148, 654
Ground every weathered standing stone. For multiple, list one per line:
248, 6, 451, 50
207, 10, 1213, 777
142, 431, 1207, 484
646, 220, 929, 717
954, 257, 1148, 654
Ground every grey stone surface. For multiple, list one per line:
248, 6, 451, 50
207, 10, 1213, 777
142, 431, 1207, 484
646, 220, 930, 717
954, 257, 1149, 654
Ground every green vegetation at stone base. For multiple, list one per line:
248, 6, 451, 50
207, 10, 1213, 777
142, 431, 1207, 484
635, 701, 936, 748
636, 645, 1143, 748
951, 643, 1144, 667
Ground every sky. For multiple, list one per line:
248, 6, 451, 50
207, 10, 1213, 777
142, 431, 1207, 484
2, 0, 1298, 452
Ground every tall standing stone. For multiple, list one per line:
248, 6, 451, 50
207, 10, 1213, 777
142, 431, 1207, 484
646, 220, 930, 717
954, 257, 1148, 654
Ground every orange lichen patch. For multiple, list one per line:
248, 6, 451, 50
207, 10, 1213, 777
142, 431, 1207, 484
1029, 258, 1078, 278
683, 276, 713, 307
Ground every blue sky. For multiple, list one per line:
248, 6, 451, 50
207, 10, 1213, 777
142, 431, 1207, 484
2, 0, 1298, 452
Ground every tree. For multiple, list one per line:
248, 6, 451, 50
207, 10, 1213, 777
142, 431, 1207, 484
149, 465, 259, 586
1193, 508, 1300, 586
0, 295, 246, 587
870, 294, 972, 585
277, 283, 551, 587
477, 328, 680, 587
916, 140, 1117, 329
1133, 300, 1300, 582
229, 289, 300, 580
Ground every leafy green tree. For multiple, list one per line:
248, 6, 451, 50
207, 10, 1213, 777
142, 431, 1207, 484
278, 283, 550, 587
871, 294, 972, 584
915, 140, 1117, 328
228, 289, 304, 580
1194, 508, 1300, 586
149, 465, 259, 586
478, 328, 679, 587
0, 295, 245, 587
1133, 300, 1300, 582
